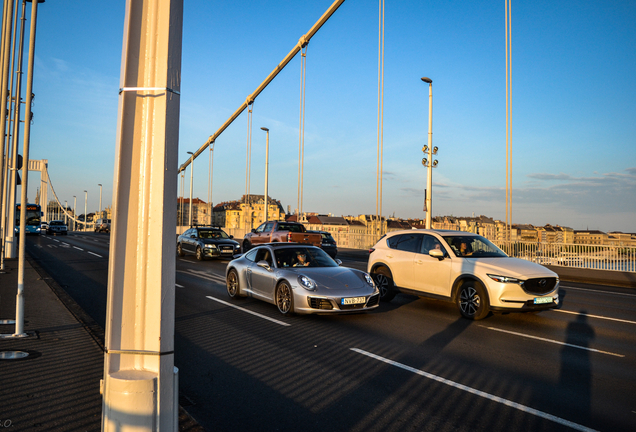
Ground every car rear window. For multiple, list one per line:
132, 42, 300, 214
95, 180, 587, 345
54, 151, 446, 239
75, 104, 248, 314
277, 223, 304, 232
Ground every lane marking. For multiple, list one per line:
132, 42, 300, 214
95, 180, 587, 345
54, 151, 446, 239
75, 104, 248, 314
185, 269, 226, 284
551, 309, 636, 325
480, 326, 624, 358
351, 348, 598, 432
73, 246, 84, 251
88, 251, 102, 258
206, 296, 290, 327
175, 284, 184, 288
561, 285, 636, 298
52, 238, 60, 242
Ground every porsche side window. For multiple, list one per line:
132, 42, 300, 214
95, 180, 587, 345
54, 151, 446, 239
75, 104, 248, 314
244, 249, 258, 262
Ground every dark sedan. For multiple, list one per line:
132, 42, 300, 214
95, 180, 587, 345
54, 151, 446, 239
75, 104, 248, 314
177, 226, 241, 260
308, 230, 338, 258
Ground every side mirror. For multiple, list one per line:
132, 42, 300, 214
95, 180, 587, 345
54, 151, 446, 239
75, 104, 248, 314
256, 260, 271, 271
335, 259, 343, 266
229, 235, 234, 239
429, 249, 445, 260
190, 235, 196, 239
251, 229, 257, 233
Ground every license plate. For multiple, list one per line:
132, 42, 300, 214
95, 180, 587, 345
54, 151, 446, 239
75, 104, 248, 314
341, 296, 366, 305
534, 297, 553, 304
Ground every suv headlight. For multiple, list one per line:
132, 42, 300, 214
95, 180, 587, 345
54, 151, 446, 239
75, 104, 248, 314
298, 275, 316, 291
487, 274, 521, 284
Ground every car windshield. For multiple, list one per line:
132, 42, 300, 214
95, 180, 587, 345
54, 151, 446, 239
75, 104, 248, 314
443, 235, 508, 258
274, 247, 338, 268
50, 221, 64, 226
198, 229, 230, 240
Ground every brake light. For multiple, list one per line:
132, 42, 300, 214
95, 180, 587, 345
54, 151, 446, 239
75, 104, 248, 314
369, 248, 375, 254
287, 232, 292, 242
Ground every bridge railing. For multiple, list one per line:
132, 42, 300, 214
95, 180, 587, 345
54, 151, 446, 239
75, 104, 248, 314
493, 240, 636, 272
176, 226, 636, 273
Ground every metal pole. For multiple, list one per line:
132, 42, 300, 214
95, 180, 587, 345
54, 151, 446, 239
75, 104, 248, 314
261, 127, 269, 224
102, 0, 182, 429
16, 0, 41, 338
73, 195, 76, 231
208, 142, 214, 225
424, 78, 433, 229
64, 200, 67, 225
83, 190, 87, 232
187, 151, 193, 226
98, 183, 102, 219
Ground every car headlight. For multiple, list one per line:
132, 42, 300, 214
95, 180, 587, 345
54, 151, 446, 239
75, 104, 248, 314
297, 275, 316, 291
363, 273, 375, 287
487, 274, 521, 284
205, 244, 217, 249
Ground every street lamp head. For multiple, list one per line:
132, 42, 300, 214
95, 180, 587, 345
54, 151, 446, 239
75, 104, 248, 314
260, 127, 269, 132
422, 158, 428, 166
421, 77, 432, 84
98, 183, 102, 187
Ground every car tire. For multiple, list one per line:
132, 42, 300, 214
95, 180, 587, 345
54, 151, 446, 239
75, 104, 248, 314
242, 240, 252, 253
372, 266, 396, 302
177, 243, 185, 257
226, 269, 242, 299
275, 281, 294, 315
196, 246, 204, 261
457, 280, 490, 320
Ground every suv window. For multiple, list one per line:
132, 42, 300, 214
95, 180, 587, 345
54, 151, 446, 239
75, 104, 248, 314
420, 234, 444, 255
387, 233, 422, 253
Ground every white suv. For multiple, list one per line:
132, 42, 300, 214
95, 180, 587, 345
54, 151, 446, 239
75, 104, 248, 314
367, 230, 560, 320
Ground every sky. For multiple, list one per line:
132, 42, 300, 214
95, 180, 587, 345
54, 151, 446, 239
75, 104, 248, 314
17, 0, 636, 232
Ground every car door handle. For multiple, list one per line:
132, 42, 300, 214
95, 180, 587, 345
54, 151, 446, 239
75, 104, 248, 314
415, 260, 423, 264
386, 254, 393, 259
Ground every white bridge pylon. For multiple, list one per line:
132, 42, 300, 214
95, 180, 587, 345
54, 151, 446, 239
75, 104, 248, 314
29, 159, 85, 226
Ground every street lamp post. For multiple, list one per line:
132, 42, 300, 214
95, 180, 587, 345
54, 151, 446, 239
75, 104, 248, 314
421, 77, 437, 229
187, 151, 194, 227
98, 184, 102, 219
84, 190, 87, 232
260, 127, 269, 224
73, 196, 76, 231
64, 200, 68, 225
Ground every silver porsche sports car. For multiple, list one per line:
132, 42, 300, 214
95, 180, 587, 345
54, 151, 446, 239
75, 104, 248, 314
225, 243, 380, 315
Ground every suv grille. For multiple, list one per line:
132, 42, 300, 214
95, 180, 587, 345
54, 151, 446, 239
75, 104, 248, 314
522, 277, 558, 295
308, 298, 333, 310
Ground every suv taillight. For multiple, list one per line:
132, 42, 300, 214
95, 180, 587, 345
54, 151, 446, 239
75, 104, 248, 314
287, 232, 292, 242
369, 248, 375, 254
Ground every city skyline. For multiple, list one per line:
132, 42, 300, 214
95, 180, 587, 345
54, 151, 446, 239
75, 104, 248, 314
18, 1, 636, 233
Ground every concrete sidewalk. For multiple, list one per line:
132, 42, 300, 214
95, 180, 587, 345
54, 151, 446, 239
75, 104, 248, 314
0, 257, 202, 431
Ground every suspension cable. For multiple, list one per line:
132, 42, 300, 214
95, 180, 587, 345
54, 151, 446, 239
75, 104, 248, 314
376, 0, 385, 236
298, 43, 308, 217
245, 101, 254, 231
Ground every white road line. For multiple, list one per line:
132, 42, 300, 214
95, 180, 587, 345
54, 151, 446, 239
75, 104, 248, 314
73, 246, 84, 251
480, 326, 624, 358
52, 238, 59, 242
206, 296, 290, 327
561, 285, 636, 298
183, 269, 227, 284
175, 284, 184, 288
551, 309, 636, 325
88, 251, 102, 258
350, 348, 598, 432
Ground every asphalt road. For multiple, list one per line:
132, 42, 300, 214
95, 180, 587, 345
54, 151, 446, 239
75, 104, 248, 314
26, 232, 636, 432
